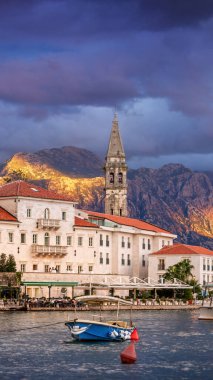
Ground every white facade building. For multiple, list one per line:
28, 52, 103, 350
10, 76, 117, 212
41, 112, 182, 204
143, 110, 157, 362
148, 243, 213, 286
0, 180, 176, 298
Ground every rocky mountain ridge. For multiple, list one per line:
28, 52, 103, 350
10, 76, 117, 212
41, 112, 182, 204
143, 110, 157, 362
0, 146, 212, 249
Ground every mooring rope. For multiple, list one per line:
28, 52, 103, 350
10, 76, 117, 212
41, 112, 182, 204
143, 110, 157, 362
0, 320, 67, 338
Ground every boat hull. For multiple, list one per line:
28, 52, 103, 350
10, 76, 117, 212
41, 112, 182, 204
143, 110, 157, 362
65, 319, 135, 341
198, 307, 213, 320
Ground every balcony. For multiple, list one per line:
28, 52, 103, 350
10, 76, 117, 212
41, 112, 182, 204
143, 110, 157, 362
32, 244, 67, 256
37, 219, 60, 229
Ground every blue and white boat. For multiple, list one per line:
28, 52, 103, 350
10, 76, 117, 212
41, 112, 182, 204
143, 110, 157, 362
65, 295, 137, 341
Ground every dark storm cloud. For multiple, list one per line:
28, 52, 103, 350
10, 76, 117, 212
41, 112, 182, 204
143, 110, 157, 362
0, 0, 212, 170
1, 0, 213, 43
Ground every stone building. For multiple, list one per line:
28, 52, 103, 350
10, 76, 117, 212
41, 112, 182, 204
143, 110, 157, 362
104, 113, 128, 217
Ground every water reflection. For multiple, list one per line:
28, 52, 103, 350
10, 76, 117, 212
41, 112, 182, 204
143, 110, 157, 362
0, 309, 212, 380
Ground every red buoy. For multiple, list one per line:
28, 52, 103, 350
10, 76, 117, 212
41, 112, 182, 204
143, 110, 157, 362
120, 342, 137, 364
131, 328, 139, 341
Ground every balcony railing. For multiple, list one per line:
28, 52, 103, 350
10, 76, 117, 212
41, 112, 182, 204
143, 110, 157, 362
37, 219, 60, 229
32, 245, 67, 256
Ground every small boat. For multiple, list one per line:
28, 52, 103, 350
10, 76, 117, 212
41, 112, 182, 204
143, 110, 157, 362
198, 306, 213, 320
65, 295, 137, 341
198, 283, 213, 320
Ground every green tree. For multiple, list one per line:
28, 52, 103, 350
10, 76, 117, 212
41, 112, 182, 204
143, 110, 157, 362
0, 253, 7, 272
5, 254, 17, 272
163, 259, 202, 300
0, 253, 17, 272
163, 259, 194, 283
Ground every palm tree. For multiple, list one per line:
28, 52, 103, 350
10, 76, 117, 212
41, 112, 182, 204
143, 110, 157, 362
163, 259, 194, 283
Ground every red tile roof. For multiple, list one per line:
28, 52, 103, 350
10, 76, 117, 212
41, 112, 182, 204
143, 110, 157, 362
0, 206, 18, 222
0, 181, 73, 202
86, 210, 173, 234
151, 243, 213, 256
74, 216, 99, 228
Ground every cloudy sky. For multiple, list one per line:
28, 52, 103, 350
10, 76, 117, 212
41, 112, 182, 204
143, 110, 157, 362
0, 0, 213, 171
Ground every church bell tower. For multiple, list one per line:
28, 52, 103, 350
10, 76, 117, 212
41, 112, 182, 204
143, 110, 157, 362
104, 113, 128, 217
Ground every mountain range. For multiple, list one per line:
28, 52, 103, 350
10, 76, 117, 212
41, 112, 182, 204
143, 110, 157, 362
0, 146, 212, 249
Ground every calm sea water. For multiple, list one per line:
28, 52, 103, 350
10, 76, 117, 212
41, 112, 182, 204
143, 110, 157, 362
0, 309, 212, 380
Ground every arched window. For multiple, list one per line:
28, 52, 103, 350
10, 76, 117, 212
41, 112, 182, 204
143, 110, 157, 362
44, 232, 50, 246
44, 208, 50, 220
109, 172, 114, 184
118, 172, 123, 183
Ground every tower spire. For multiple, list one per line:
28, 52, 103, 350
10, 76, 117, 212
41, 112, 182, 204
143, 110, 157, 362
106, 112, 125, 159
104, 114, 128, 217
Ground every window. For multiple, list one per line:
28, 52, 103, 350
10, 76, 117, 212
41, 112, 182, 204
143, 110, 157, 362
89, 265, 93, 272
121, 254, 125, 266
62, 211, 66, 220
127, 237, 131, 249
55, 265, 60, 273
167, 241, 170, 246
100, 234, 103, 246
212, 260, 213, 271
44, 232, 50, 246
148, 239, 151, 250
67, 236, 72, 246
121, 236, 125, 248
207, 260, 210, 271
106, 235, 109, 247
158, 259, 165, 270
118, 172, 123, 183
109, 172, 114, 183
111, 209, 114, 215
100, 252, 103, 264
44, 208, 50, 220
106, 253, 110, 265
20, 264, 26, 272
78, 266, 83, 274
127, 254, 131, 266
162, 240, 165, 247
78, 237, 83, 246
33, 264, 38, 271
142, 255, 145, 267
203, 259, 206, 271
44, 265, 49, 273
56, 236, 61, 245
89, 237, 93, 247
8, 232, 14, 243
32, 234, 37, 244
27, 208, 31, 217
142, 238, 145, 250
66, 265, 72, 272
21, 233, 26, 244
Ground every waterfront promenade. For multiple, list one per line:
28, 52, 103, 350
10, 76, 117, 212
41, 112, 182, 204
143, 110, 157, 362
0, 299, 205, 311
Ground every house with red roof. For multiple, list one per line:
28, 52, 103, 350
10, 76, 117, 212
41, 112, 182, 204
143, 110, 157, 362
149, 243, 213, 285
0, 206, 19, 257
75, 209, 176, 279
0, 180, 178, 298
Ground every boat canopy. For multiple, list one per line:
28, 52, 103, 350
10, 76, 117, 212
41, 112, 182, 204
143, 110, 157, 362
74, 295, 133, 305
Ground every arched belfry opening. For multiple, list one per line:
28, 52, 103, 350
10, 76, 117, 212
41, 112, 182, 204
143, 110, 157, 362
104, 113, 128, 217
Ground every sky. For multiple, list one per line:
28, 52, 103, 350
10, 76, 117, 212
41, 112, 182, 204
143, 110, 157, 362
0, 0, 213, 171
